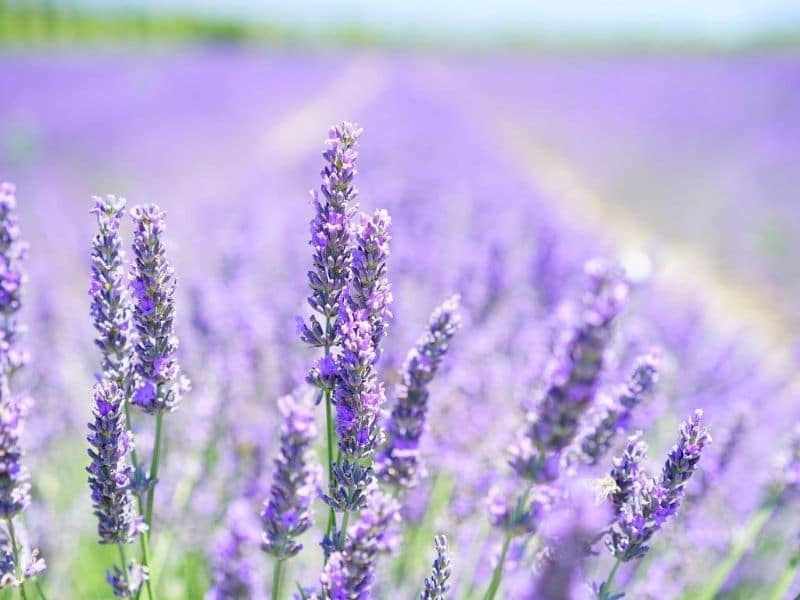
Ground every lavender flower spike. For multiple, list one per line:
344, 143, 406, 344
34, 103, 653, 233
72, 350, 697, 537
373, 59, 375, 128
575, 353, 660, 466
607, 410, 711, 562
89, 196, 134, 388
608, 432, 648, 514
129, 204, 188, 414
323, 307, 385, 514
509, 260, 628, 483
0, 392, 30, 520
86, 381, 144, 544
346, 209, 392, 358
0, 183, 28, 357
298, 122, 361, 351
377, 295, 461, 489
319, 488, 400, 599
262, 394, 320, 560
420, 535, 452, 600
659, 409, 712, 517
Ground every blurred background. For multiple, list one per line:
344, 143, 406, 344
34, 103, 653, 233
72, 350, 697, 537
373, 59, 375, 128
1, 1, 800, 598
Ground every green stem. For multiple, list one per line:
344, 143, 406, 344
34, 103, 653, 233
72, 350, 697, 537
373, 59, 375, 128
693, 496, 778, 600
32, 580, 45, 600
272, 560, 284, 600
322, 314, 338, 542
6, 518, 28, 600
145, 411, 165, 529
482, 533, 512, 600
599, 558, 622, 600
324, 387, 336, 537
117, 544, 131, 591
768, 548, 800, 600
138, 411, 164, 600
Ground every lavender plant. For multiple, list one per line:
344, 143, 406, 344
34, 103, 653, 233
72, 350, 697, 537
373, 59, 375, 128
0, 183, 44, 598
484, 261, 628, 599
317, 487, 400, 599
598, 410, 711, 599
128, 203, 189, 597
420, 535, 451, 600
298, 122, 361, 536
261, 394, 320, 598
378, 295, 461, 491
87, 381, 147, 598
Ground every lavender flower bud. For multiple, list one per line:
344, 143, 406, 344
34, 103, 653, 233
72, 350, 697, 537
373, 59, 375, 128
659, 409, 712, 517
0, 183, 28, 355
299, 122, 361, 350
420, 535, 452, 600
608, 432, 648, 514
107, 561, 148, 598
510, 261, 628, 483
576, 353, 659, 466
262, 395, 320, 560
89, 196, 134, 388
0, 392, 30, 519
607, 411, 710, 561
129, 204, 188, 414
378, 295, 461, 489
347, 209, 392, 357
319, 488, 400, 599
87, 381, 144, 544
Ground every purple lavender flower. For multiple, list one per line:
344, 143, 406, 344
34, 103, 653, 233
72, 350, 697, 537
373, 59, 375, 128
298, 122, 361, 351
129, 204, 188, 414
420, 535, 452, 600
208, 500, 265, 600
86, 381, 143, 544
659, 409, 712, 517
89, 196, 134, 388
346, 209, 392, 358
608, 433, 648, 514
575, 353, 660, 466
509, 260, 629, 483
323, 307, 386, 515
319, 488, 400, 599
107, 562, 148, 598
0, 183, 27, 358
607, 411, 711, 561
377, 295, 461, 489
0, 392, 30, 520
261, 394, 320, 560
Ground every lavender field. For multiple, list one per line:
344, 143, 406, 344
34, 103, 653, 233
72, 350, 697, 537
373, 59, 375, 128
0, 49, 799, 599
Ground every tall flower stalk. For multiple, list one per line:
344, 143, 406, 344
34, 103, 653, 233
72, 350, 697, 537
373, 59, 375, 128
261, 395, 320, 599
299, 123, 361, 536
87, 382, 147, 598
318, 487, 400, 599
128, 203, 189, 594
420, 535, 452, 600
0, 183, 44, 599
377, 295, 461, 491
485, 261, 628, 600
598, 410, 711, 599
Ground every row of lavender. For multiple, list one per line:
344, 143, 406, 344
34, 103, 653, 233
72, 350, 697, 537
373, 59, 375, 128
0, 52, 797, 598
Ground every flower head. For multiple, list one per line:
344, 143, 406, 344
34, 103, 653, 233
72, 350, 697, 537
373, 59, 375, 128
86, 381, 144, 544
261, 395, 320, 560
298, 122, 362, 351
377, 295, 461, 489
89, 196, 134, 389
129, 204, 188, 414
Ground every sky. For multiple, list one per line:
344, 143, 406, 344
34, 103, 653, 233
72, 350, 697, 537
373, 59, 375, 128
82, 0, 800, 41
